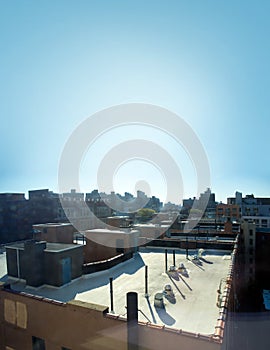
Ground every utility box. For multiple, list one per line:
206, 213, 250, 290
154, 293, 164, 308
5, 241, 83, 287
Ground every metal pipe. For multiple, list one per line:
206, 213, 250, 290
165, 249, 168, 271
109, 277, 114, 312
127, 292, 138, 350
16, 248, 20, 279
145, 265, 148, 296
173, 250, 176, 266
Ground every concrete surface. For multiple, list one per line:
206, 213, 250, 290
2, 248, 232, 335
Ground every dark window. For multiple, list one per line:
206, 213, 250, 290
249, 229, 253, 236
262, 219, 267, 227
32, 336, 45, 350
249, 238, 253, 245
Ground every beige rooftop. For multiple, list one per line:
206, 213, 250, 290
3, 248, 232, 335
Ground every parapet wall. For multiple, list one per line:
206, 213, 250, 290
0, 284, 223, 350
0, 285, 127, 350
83, 251, 133, 274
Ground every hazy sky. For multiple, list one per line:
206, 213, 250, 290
1, 0, 269, 204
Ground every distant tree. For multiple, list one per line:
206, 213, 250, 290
136, 208, 156, 220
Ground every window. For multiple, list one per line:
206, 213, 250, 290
249, 238, 253, 245
262, 219, 267, 227
249, 229, 253, 236
4, 300, 27, 329
32, 336, 45, 350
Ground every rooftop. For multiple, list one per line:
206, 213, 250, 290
33, 223, 73, 227
84, 228, 139, 235
5, 242, 80, 253
134, 224, 169, 227
1, 248, 232, 335
106, 216, 130, 219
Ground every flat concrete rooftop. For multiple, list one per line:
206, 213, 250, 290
2, 248, 232, 335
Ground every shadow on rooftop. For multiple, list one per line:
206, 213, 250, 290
178, 269, 189, 278
167, 274, 185, 300
9, 253, 145, 303
168, 271, 179, 281
199, 257, 213, 264
138, 307, 152, 323
0, 274, 8, 282
178, 274, 192, 291
154, 305, 176, 326
145, 296, 157, 323
164, 294, 176, 304
122, 253, 145, 274
188, 258, 205, 271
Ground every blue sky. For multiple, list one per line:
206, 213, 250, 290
1, 0, 269, 203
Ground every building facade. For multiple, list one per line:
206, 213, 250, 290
216, 204, 241, 221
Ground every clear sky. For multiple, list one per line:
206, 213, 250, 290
1, 0, 269, 204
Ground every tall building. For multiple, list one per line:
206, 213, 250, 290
227, 192, 270, 228
216, 203, 241, 221
0, 193, 29, 243
181, 189, 217, 219
0, 190, 65, 244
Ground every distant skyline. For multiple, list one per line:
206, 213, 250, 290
1, 1, 270, 204
0, 186, 265, 207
